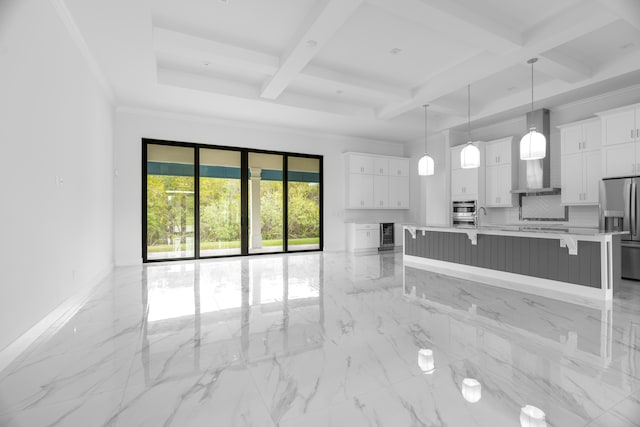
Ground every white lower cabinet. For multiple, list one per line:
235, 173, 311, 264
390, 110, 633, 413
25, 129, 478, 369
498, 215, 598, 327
347, 223, 380, 252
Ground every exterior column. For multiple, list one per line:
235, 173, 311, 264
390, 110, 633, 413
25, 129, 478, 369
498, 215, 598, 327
250, 167, 262, 250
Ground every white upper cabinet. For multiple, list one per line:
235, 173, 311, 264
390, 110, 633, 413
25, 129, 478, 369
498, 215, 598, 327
484, 137, 511, 167
596, 104, 640, 178
374, 157, 389, 175
559, 118, 602, 205
600, 107, 638, 146
348, 154, 374, 174
560, 118, 601, 155
388, 158, 410, 176
344, 153, 409, 209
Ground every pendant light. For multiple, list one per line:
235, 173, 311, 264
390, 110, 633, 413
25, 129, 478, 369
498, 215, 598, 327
520, 58, 546, 160
460, 84, 480, 169
418, 104, 435, 176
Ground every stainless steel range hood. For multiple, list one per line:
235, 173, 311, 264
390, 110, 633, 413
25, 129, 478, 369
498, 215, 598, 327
511, 108, 560, 195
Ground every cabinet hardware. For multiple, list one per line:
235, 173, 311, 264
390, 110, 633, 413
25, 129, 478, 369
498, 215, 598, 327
637, 129, 639, 138
360, 167, 364, 172
632, 130, 635, 139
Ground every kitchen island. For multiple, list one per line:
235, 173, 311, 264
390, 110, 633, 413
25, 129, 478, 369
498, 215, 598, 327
403, 225, 625, 302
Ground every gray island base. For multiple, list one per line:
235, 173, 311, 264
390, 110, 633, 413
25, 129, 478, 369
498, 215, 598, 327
403, 226, 623, 305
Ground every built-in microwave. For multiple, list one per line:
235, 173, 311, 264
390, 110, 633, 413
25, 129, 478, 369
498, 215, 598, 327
452, 200, 477, 228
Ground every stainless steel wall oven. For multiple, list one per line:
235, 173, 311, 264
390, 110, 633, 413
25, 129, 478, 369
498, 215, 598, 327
452, 200, 477, 228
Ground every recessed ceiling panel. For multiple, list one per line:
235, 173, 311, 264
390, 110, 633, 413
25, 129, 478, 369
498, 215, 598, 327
544, 20, 640, 70
451, 0, 582, 33
151, 0, 321, 54
310, 3, 479, 88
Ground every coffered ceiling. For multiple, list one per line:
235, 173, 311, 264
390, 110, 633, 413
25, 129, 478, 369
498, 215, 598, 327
63, 0, 640, 142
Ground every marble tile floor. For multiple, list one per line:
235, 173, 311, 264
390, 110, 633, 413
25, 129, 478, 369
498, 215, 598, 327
0, 251, 639, 426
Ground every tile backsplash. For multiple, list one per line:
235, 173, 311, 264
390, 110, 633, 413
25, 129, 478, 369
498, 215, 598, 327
483, 198, 599, 227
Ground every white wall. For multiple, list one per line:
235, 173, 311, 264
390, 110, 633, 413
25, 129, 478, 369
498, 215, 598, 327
114, 109, 406, 265
0, 0, 114, 351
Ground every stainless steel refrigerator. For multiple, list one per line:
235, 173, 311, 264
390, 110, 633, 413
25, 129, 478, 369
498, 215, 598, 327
600, 177, 640, 280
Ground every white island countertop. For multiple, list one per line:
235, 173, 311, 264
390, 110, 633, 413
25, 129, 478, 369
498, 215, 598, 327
403, 224, 627, 238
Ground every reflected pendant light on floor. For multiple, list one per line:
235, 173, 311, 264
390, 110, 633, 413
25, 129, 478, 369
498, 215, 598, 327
460, 84, 480, 169
520, 58, 546, 160
418, 104, 435, 176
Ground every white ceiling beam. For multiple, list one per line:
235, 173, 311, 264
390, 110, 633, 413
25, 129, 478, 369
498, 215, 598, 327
260, 0, 364, 100
377, 0, 617, 120
592, 0, 640, 31
154, 26, 408, 105
366, 0, 522, 54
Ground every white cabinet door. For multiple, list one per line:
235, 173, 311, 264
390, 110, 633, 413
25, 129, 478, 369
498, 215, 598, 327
388, 158, 409, 176
582, 119, 601, 151
485, 166, 499, 205
355, 229, 379, 249
602, 142, 636, 178
347, 174, 373, 208
373, 175, 389, 208
496, 164, 513, 205
485, 142, 500, 167
374, 158, 388, 176
388, 176, 409, 208
602, 109, 636, 146
451, 168, 477, 201
561, 124, 584, 155
583, 150, 601, 204
561, 153, 583, 204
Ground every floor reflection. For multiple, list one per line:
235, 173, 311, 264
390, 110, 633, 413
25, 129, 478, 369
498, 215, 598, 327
141, 254, 324, 382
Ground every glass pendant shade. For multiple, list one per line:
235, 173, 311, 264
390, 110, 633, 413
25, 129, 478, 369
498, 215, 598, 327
520, 127, 546, 160
461, 378, 482, 403
521, 58, 546, 161
461, 142, 480, 169
418, 104, 435, 176
418, 154, 434, 176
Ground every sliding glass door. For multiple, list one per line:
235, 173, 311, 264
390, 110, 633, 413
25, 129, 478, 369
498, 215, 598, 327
287, 156, 320, 251
145, 144, 195, 260
143, 140, 322, 262
199, 148, 242, 257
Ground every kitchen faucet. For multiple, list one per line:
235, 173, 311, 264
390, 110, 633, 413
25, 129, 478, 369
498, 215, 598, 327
476, 206, 487, 227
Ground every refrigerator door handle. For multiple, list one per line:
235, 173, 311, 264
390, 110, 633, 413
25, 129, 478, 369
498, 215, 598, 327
624, 180, 631, 235
632, 182, 638, 237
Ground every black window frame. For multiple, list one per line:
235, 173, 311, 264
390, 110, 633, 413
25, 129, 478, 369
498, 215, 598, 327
142, 138, 323, 263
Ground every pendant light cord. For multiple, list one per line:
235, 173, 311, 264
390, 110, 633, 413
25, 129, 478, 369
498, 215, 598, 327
423, 104, 428, 153
531, 60, 534, 113
467, 84, 471, 142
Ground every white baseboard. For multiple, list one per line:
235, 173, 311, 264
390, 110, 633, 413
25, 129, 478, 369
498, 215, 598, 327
0, 263, 113, 375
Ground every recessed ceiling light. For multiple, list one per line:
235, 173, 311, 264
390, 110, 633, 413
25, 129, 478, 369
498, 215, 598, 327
306, 40, 318, 48
389, 47, 402, 55
619, 42, 635, 49
203, 61, 210, 66
218, 0, 230, 4
336, 90, 344, 94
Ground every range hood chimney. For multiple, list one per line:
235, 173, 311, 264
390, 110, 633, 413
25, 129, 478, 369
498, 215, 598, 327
512, 108, 560, 194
